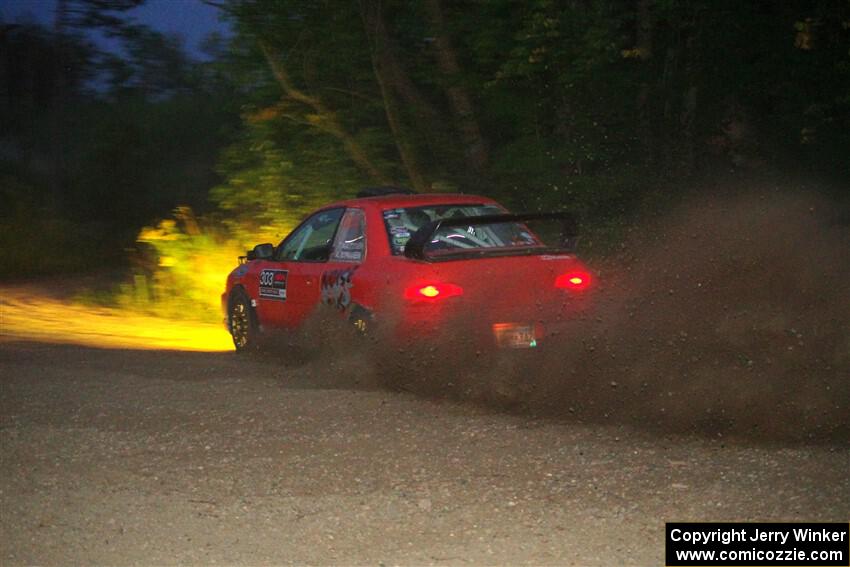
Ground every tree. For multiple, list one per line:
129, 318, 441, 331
424, 0, 489, 175
360, 0, 432, 191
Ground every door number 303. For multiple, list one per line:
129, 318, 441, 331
258, 269, 288, 300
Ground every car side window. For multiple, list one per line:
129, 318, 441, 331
277, 208, 344, 262
330, 208, 366, 262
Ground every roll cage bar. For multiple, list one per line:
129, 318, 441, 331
403, 212, 579, 262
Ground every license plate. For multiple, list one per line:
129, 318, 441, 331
492, 323, 537, 349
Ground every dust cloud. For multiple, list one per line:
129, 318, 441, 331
531, 189, 850, 442
270, 187, 849, 443
377, 188, 849, 443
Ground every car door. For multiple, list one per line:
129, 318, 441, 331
320, 207, 367, 314
254, 208, 344, 329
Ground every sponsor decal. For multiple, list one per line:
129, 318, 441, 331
259, 269, 288, 301
333, 249, 362, 261
320, 266, 358, 310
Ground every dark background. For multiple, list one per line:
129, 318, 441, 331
2, 0, 848, 279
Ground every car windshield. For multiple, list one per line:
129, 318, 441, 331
383, 204, 545, 256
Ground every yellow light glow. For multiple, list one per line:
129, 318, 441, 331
0, 287, 232, 352
568, 276, 583, 285
419, 285, 440, 298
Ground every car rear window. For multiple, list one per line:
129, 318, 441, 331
382, 203, 544, 256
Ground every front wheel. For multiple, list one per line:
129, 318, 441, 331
229, 289, 258, 352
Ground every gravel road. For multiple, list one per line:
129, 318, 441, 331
1, 340, 848, 565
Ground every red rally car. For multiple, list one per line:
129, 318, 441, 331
221, 187, 593, 352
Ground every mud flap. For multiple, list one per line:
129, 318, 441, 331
348, 303, 373, 333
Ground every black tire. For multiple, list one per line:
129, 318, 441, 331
228, 289, 259, 352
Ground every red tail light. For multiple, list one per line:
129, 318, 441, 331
404, 283, 464, 301
555, 271, 591, 291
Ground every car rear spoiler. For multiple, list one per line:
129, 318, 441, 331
404, 212, 579, 261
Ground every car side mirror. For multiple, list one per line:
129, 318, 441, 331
247, 243, 274, 261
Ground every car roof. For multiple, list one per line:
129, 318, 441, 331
328, 192, 501, 211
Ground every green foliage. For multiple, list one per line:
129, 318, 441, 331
125, 0, 850, 321
4, 0, 849, 310
129, 207, 238, 322
0, 19, 241, 280
0, 176, 117, 278
210, 117, 364, 244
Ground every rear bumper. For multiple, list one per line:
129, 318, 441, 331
388, 306, 583, 351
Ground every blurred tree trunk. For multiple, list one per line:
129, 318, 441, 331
360, 0, 428, 192
635, 0, 655, 168
680, 10, 701, 175
259, 41, 389, 185
50, 0, 69, 212
659, 42, 680, 174
681, 84, 698, 173
424, 0, 489, 174
357, 3, 442, 129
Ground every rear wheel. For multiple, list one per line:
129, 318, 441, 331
229, 289, 258, 352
